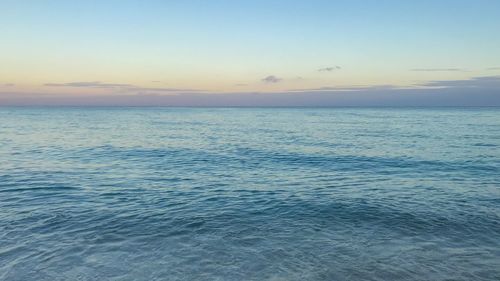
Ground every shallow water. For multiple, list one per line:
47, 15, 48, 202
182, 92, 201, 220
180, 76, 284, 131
0, 107, 499, 281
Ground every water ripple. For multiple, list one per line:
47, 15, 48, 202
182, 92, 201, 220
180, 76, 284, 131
1, 107, 499, 281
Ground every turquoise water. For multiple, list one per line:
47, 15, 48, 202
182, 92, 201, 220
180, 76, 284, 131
0, 107, 499, 281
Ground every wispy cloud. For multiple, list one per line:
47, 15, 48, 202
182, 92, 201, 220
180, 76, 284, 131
3, 83, 15, 87
262, 75, 282, 83
44, 81, 201, 93
318, 66, 341, 72
289, 76, 500, 93
420, 75, 500, 88
132, 87, 201, 93
410, 68, 463, 72
4, 76, 500, 106
289, 85, 398, 92
235, 83, 248, 86
486, 67, 500, 70
44, 81, 132, 88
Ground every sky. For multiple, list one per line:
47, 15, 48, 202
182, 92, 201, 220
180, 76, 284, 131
1, 0, 500, 106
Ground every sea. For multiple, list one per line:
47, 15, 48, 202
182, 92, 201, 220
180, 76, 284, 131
0, 107, 499, 281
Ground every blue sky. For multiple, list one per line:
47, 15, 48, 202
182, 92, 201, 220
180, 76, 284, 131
1, 0, 499, 105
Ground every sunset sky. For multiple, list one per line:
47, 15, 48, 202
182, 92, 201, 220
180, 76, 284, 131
1, 0, 499, 105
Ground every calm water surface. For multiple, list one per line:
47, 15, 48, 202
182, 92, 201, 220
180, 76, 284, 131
0, 107, 499, 280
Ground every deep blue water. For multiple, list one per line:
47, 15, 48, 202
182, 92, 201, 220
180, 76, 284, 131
0, 107, 499, 281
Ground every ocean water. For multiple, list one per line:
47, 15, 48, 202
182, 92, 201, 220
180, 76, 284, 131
0, 107, 499, 281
